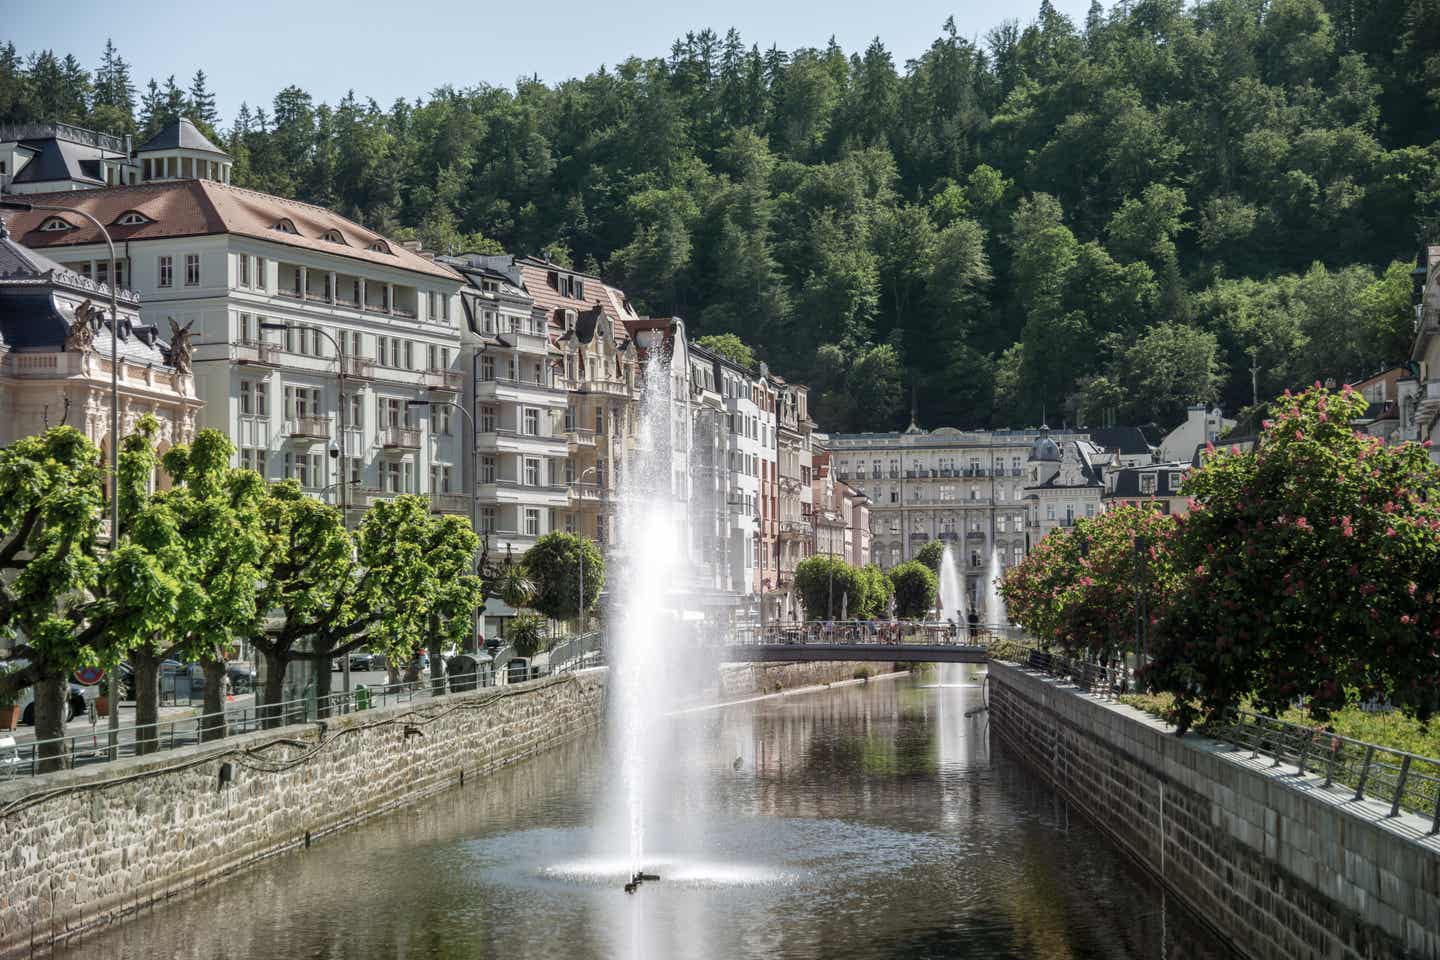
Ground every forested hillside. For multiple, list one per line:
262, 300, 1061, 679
4, 0, 1439, 432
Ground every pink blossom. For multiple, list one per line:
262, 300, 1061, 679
1262, 419, 1274, 429
1318, 413, 1328, 423
1386, 527, 1398, 538
1314, 380, 1322, 390
1295, 430, 1304, 440
1342, 383, 1353, 395
1426, 440, 1435, 449
1370, 608, 1380, 621
1401, 615, 1413, 625
1411, 582, 1420, 596
1230, 444, 1240, 455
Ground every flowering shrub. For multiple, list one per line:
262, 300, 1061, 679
1001, 505, 1177, 662
1148, 385, 1440, 732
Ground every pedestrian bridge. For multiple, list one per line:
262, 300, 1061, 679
721, 641, 989, 663
718, 621, 1009, 664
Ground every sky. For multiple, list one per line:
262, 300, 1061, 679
7, 0, 1098, 126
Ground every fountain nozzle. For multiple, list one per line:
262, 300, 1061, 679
625, 871, 661, 892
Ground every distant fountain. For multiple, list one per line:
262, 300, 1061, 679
984, 544, 1008, 631
937, 545, 968, 686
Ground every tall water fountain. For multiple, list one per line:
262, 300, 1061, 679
937, 545, 968, 686
984, 544, 1008, 631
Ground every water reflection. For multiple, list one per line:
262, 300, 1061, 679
54, 679, 1232, 960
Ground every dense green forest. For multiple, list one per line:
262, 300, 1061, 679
4, 0, 1439, 433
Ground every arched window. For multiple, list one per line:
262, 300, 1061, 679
114, 211, 150, 226
39, 217, 74, 232
321, 229, 347, 245
368, 239, 392, 254
272, 218, 298, 235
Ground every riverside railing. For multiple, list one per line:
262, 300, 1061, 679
729, 620, 1026, 648
1015, 646, 1440, 832
0, 648, 609, 781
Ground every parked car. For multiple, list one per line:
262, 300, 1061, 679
225, 662, 256, 694
348, 652, 374, 672
16, 682, 92, 726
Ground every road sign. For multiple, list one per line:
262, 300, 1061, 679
74, 666, 105, 686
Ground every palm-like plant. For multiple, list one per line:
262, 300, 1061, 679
490, 563, 536, 611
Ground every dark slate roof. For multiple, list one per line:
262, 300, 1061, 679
9, 136, 109, 186
136, 118, 228, 157
1104, 463, 1189, 498
1088, 426, 1154, 457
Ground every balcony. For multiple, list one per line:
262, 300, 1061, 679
566, 427, 597, 448
778, 519, 812, 539
342, 357, 374, 380
286, 416, 332, 440
382, 426, 422, 449
568, 481, 608, 504
420, 368, 464, 392
429, 493, 470, 515
233, 339, 279, 366
1418, 380, 1440, 424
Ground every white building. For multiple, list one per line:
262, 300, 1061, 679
1024, 428, 1108, 542
1401, 245, 1440, 464
1158, 403, 1233, 463
8, 177, 468, 518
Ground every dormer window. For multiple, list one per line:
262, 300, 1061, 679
115, 211, 150, 226
368, 239, 391, 254
564, 309, 577, 332
272, 218, 298, 235
39, 217, 73, 232
322, 229, 347, 245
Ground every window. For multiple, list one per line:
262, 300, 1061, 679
434, 404, 452, 436
237, 254, 250, 287
480, 455, 496, 484
524, 457, 540, 486
283, 451, 321, 488
321, 229, 346, 245
480, 507, 496, 533
184, 253, 200, 286
239, 379, 269, 416
403, 341, 414, 370
1139, 473, 1156, 495
273, 219, 298, 234
239, 448, 267, 475
158, 255, 173, 288
345, 393, 364, 431
384, 461, 403, 493
116, 211, 149, 226
236, 312, 255, 342
523, 408, 539, 436
255, 257, 266, 290
284, 386, 322, 419
430, 464, 453, 493
368, 240, 391, 254
524, 508, 540, 537
594, 406, 604, 434
39, 217, 73, 232
1046, 504, 1056, 520
480, 355, 496, 380
479, 405, 497, 433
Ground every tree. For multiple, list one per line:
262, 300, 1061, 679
1001, 506, 1177, 662
694, 333, 757, 370
522, 532, 604, 625
1148, 385, 1440, 732
1121, 322, 1223, 427
186, 69, 219, 131
914, 540, 947, 573
794, 555, 865, 620
888, 561, 938, 620
91, 39, 135, 134
0, 426, 176, 769
856, 563, 894, 619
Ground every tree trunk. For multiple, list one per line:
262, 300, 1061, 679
199, 658, 227, 742
261, 651, 287, 729
428, 628, 445, 698
33, 673, 69, 773
131, 648, 161, 755
314, 644, 334, 718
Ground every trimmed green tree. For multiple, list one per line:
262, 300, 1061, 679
522, 532, 604, 626
913, 539, 946, 573
793, 555, 864, 620
857, 563, 893, 619
888, 561, 938, 620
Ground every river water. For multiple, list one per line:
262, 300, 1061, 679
58, 673, 1232, 960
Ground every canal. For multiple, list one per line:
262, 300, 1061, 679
58, 673, 1231, 959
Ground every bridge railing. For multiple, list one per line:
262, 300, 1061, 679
730, 620, 1025, 648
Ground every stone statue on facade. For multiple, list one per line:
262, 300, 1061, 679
166, 317, 195, 374
65, 300, 98, 353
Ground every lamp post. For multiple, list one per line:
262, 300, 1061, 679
1133, 534, 1149, 691
407, 398, 481, 652
0, 198, 123, 759
261, 321, 348, 697
576, 465, 597, 634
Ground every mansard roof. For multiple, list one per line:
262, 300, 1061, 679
136, 118, 228, 157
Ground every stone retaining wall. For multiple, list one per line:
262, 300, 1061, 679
988, 661, 1440, 960
717, 660, 893, 699
0, 669, 606, 959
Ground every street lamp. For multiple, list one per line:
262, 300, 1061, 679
0, 198, 123, 758
576, 465, 597, 633
407, 398, 481, 653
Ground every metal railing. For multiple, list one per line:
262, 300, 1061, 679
1017, 647, 1440, 832
0, 646, 611, 780
727, 619, 1020, 648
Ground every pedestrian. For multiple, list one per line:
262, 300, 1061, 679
967, 609, 980, 641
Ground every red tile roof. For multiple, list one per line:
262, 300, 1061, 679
4, 180, 463, 281
515, 257, 635, 341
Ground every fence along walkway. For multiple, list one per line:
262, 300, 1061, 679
1017, 647, 1440, 834
0, 630, 608, 781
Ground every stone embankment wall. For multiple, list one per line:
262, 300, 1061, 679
718, 660, 896, 699
0, 669, 606, 959
988, 661, 1440, 960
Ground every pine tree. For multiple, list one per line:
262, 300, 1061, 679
92, 39, 136, 133
187, 69, 218, 129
